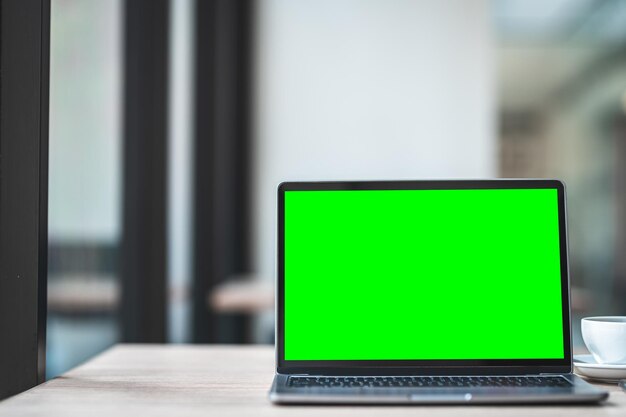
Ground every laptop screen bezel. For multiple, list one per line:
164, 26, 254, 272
276, 179, 572, 375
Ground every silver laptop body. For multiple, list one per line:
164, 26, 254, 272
269, 180, 608, 404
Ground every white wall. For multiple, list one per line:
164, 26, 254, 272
254, 0, 496, 278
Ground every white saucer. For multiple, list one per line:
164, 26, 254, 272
573, 354, 626, 383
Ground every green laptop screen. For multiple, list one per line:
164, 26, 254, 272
284, 188, 565, 360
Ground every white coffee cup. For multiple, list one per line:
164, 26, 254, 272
581, 316, 626, 364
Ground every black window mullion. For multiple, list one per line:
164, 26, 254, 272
120, 0, 169, 343
192, 0, 253, 343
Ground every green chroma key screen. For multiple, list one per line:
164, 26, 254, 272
284, 188, 565, 361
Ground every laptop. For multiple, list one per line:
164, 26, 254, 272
269, 179, 609, 404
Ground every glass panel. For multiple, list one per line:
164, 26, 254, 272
167, 0, 193, 344
494, 0, 626, 347
47, 0, 123, 377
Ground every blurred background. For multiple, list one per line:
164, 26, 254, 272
46, 0, 626, 377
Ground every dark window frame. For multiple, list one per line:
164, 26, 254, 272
192, 0, 253, 343
120, 0, 170, 343
0, 0, 50, 400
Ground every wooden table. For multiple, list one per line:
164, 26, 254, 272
0, 345, 623, 416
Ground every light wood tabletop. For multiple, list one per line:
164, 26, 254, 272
0, 344, 623, 417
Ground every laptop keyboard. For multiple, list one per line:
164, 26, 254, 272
288, 376, 572, 389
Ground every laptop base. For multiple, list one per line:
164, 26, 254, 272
269, 373, 608, 404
